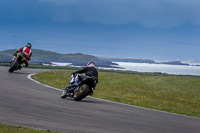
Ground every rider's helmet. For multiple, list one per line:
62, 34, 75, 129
87, 62, 95, 67
26, 43, 32, 49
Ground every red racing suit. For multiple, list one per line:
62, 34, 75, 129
15, 47, 32, 67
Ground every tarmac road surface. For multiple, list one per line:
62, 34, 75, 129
0, 66, 200, 133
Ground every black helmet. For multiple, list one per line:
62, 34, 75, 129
26, 43, 31, 49
87, 62, 95, 67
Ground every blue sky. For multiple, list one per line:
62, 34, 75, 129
0, 0, 200, 62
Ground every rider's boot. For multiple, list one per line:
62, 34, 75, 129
89, 87, 95, 96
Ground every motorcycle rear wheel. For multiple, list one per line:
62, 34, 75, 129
74, 84, 89, 101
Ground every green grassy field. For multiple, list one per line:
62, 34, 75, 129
1, 64, 200, 132
32, 70, 200, 118
0, 123, 61, 133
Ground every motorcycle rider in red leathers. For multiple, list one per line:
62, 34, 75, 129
12, 43, 32, 68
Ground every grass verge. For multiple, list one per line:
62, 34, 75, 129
0, 123, 60, 133
32, 70, 200, 118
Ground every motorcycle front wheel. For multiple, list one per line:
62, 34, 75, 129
9, 59, 19, 73
74, 84, 89, 101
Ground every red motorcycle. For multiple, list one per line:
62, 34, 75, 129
9, 53, 28, 73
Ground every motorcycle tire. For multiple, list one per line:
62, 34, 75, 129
74, 84, 89, 101
9, 59, 19, 73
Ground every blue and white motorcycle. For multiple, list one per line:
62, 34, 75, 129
61, 73, 97, 101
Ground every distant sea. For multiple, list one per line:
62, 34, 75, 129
50, 62, 200, 76
112, 62, 200, 76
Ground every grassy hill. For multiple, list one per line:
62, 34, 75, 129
100, 57, 190, 66
100, 57, 156, 63
0, 49, 115, 67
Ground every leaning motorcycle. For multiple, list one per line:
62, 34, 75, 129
8, 53, 28, 73
61, 73, 97, 101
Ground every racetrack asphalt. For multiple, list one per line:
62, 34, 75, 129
0, 66, 200, 133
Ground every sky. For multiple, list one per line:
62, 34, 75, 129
0, 0, 200, 62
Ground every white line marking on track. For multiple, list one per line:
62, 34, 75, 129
27, 73, 200, 120
27, 73, 62, 91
